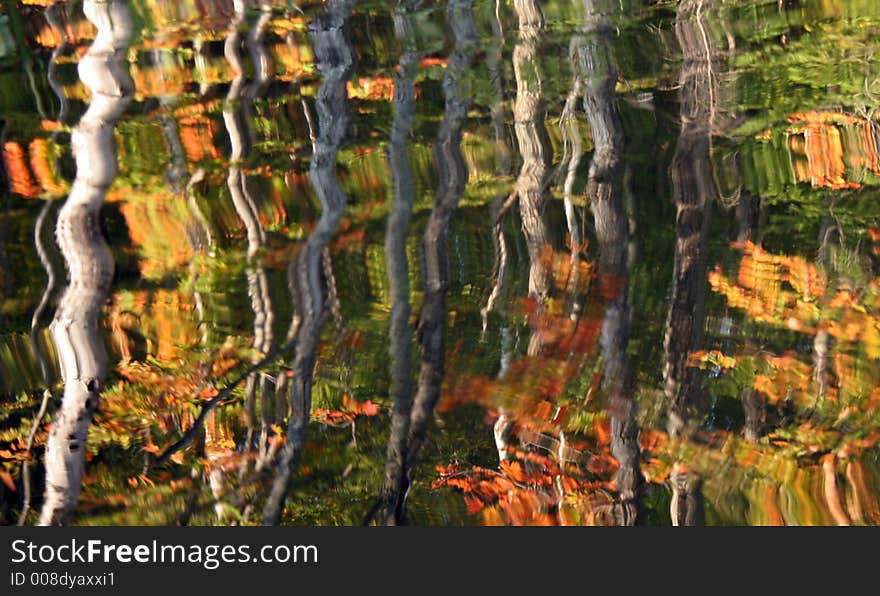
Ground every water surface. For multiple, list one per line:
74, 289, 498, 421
2, 0, 880, 525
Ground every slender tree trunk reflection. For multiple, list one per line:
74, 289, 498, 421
39, 0, 133, 526
228, 0, 279, 480
480, 4, 515, 462
561, 37, 584, 258
20, 201, 61, 525
201, 1, 273, 522
398, 0, 478, 523
373, 1, 422, 526
262, 0, 356, 525
20, 6, 68, 523
481, 7, 514, 334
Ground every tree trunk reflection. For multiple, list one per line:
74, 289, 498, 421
374, 1, 423, 526
580, 0, 643, 526
513, 0, 552, 310
663, 0, 718, 439
400, 0, 478, 522
262, 0, 356, 525
662, 0, 721, 526
39, 0, 133, 526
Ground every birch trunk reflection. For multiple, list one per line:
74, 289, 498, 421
579, 0, 642, 526
663, 0, 718, 439
491, 0, 551, 460
39, 0, 132, 526
262, 0, 355, 525
513, 0, 552, 308
223, 0, 278, 476
402, 0, 478, 519
374, 1, 422, 526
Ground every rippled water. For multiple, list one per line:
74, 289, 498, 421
2, 0, 880, 525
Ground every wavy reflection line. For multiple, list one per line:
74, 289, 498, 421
262, 0, 356, 526
560, 36, 584, 257
245, 5, 280, 476
482, 6, 516, 464
39, 0, 133, 526
195, 0, 259, 523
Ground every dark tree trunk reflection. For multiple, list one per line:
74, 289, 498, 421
374, 1, 423, 526
400, 0, 478, 522
262, 0, 356, 526
579, 0, 642, 526
39, 0, 133, 526
663, 0, 718, 439
670, 463, 705, 526
368, 0, 477, 525
662, 0, 721, 526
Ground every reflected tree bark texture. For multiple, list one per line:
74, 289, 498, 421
663, 0, 718, 439
373, 1, 423, 526
39, 0, 133, 525
262, 0, 356, 526
513, 0, 552, 310
397, 0, 478, 523
662, 0, 721, 526
670, 462, 705, 526
579, 0, 643, 526
490, 0, 552, 463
